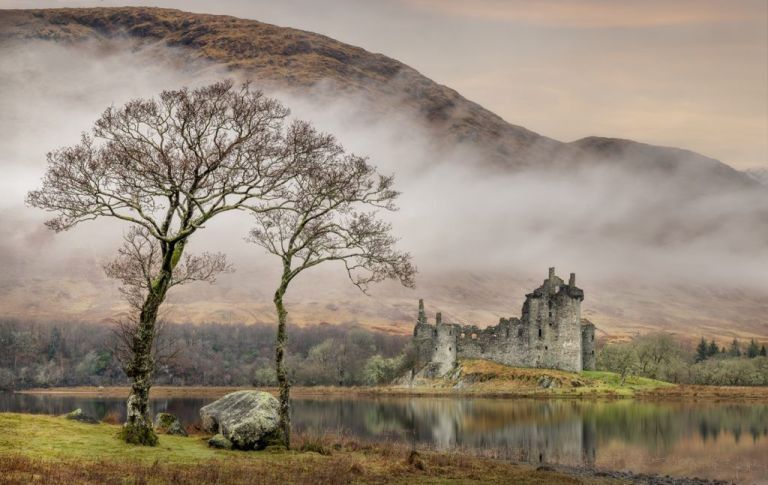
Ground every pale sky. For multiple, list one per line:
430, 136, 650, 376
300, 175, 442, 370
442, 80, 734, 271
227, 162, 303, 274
1, 0, 766, 168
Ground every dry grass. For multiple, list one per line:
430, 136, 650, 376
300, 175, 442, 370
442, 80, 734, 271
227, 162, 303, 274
636, 384, 768, 402
0, 452, 605, 485
101, 410, 121, 425
0, 413, 618, 484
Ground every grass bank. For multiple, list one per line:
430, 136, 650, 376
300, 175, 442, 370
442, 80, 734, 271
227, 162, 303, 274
0, 413, 616, 485
388, 359, 674, 398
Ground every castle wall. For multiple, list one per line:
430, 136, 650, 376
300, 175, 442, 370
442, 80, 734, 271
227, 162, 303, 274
581, 323, 596, 371
455, 319, 532, 367
412, 269, 594, 376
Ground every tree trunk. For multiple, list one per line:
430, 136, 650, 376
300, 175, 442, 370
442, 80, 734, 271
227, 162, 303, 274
273, 283, 291, 448
121, 240, 184, 446
121, 287, 166, 445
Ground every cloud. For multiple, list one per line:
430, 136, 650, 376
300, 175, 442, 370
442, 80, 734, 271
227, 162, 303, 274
405, 0, 765, 28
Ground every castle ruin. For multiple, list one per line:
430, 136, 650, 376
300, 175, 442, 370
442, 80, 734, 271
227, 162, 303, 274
413, 268, 596, 376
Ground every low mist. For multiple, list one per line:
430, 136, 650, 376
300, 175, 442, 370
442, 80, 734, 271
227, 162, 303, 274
1, 41, 767, 337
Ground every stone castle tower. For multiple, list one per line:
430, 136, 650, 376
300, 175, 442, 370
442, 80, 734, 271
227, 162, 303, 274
413, 268, 596, 376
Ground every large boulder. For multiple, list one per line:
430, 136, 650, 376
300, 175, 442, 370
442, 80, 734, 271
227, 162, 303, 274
200, 390, 282, 450
153, 412, 188, 436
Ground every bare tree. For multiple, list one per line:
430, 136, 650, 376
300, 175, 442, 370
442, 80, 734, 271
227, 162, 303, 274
27, 80, 297, 445
105, 226, 230, 383
248, 121, 416, 447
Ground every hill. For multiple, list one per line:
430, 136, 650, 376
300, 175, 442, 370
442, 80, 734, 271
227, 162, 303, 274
0, 7, 766, 341
0, 7, 759, 187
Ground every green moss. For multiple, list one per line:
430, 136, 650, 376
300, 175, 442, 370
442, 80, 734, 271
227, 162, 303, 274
119, 422, 159, 446
156, 413, 176, 428
207, 434, 233, 450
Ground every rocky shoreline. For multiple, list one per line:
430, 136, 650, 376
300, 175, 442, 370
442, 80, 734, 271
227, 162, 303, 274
548, 463, 739, 485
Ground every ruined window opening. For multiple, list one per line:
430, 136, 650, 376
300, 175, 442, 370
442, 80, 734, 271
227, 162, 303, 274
545, 346, 548, 350
449, 346, 452, 351
538, 328, 542, 338
591, 335, 594, 342
591, 351, 594, 355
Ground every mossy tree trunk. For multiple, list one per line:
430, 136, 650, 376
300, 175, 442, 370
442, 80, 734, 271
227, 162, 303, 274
121, 240, 186, 446
273, 265, 291, 448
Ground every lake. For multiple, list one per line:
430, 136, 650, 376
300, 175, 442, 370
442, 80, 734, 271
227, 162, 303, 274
2, 392, 766, 484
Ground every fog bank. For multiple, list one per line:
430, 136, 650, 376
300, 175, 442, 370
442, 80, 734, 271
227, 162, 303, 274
1, 41, 766, 336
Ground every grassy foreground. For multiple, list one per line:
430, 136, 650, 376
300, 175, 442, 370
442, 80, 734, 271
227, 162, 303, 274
0, 413, 619, 485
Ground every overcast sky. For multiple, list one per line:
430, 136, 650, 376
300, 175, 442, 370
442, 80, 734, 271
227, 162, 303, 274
1, 0, 766, 169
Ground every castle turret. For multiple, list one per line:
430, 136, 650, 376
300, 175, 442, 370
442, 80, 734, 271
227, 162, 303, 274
417, 299, 426, 324
521, 267, 584, 372
436, 312, 442, 325
581, 321, 596, 370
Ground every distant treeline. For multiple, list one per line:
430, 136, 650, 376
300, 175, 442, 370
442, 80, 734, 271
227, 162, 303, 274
597, 333, 768, 386
4, 318, 767, 390
0, 319, 411, 391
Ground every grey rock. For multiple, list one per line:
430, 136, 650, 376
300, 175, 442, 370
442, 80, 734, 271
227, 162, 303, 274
64, 408, 98, 424
207, 433, 233, 450
200, 390, 282, 450
153, 412, 188, 436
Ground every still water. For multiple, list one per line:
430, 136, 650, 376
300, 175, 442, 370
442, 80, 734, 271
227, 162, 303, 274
2, 393, 766, 484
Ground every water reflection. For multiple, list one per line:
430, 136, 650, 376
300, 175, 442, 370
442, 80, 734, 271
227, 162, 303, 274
2, 393, 766, 483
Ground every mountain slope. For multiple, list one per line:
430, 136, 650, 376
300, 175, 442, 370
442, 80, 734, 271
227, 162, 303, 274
0, 7, 563, 170
1, 7, 766, 341
0, 7, 759, 187
745, 167, 768, 187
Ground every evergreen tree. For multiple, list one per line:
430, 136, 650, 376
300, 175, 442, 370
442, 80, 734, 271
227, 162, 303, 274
747, 339, 760, 358
760, 345, 767, 357
728, 339, 742, 358
695, 337, 709, 362
707, 340, 719, 357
